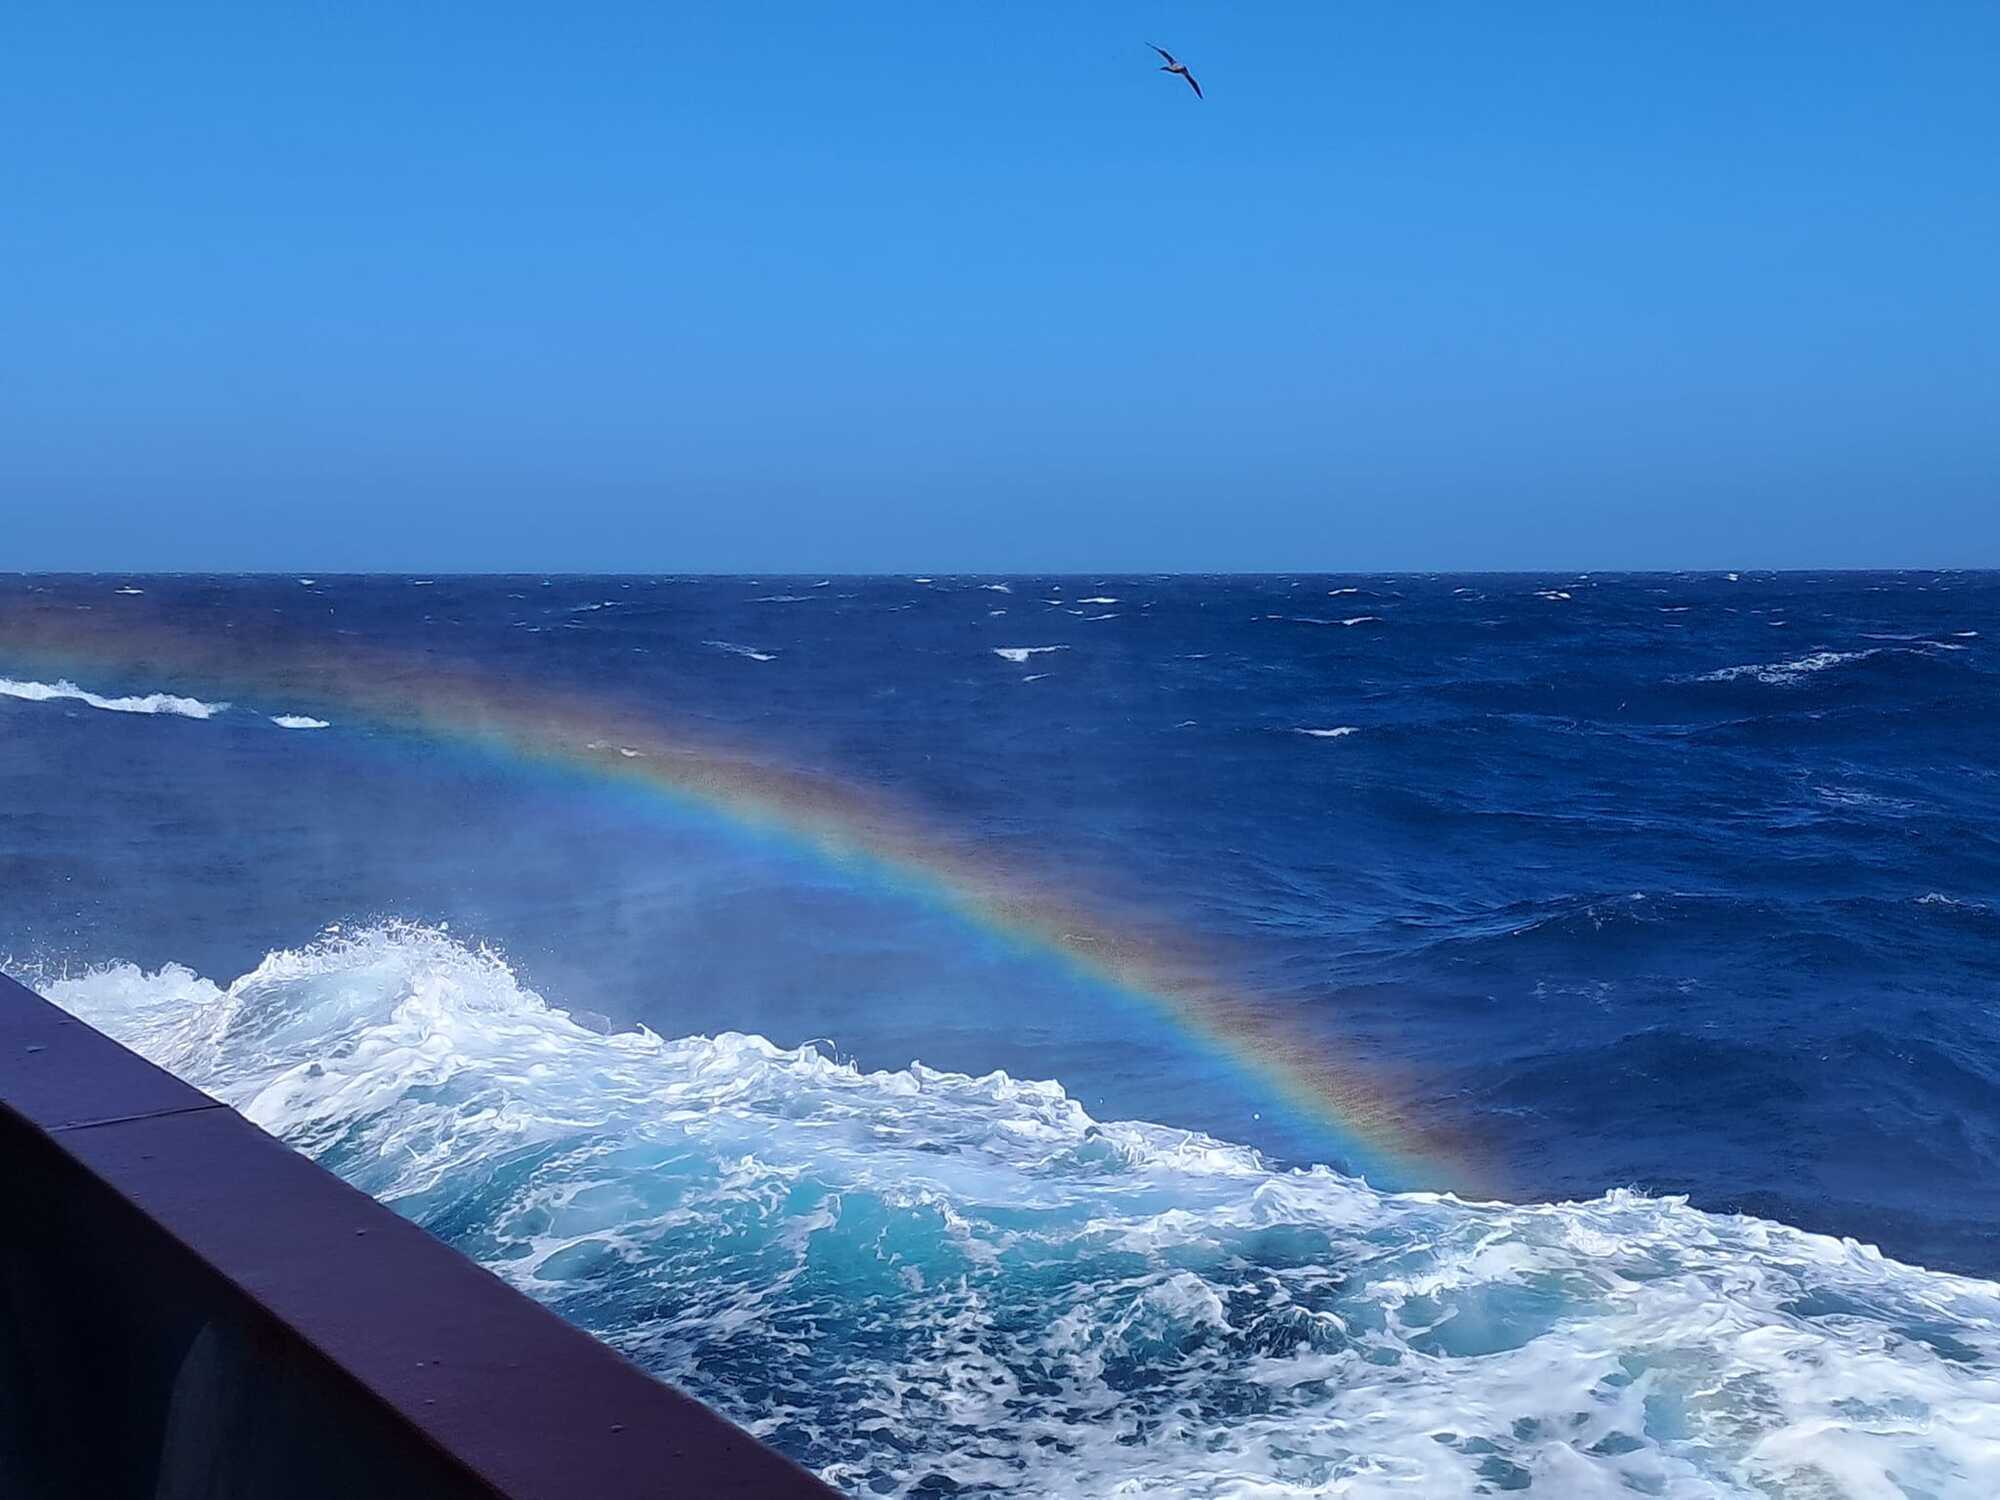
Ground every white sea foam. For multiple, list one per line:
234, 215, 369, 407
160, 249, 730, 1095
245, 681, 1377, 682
1695, 649, 1876, 686
269, 715, 330, 730
1919, 892, 1988, 912
704, 640, 776, 663
994, 646, 1067, 663
27, 924, 2000, 1500
1294, 726, 1359, 739
981, 583, 1012, 593
1078, 596, 1119, 605
115, 586, 143, 595
0, 677, 227, 720
1535, 590, 1572, 601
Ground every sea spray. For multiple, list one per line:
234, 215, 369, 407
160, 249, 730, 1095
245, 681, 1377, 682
32, 924, 2000, 1498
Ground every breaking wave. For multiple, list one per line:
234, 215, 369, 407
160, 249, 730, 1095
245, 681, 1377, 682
0, 676, 227, 720
28, 925, 2000, 1498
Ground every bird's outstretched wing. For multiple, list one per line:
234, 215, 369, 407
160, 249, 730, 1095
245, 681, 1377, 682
1149, 43, 1179, 67
1182, 70, 1203, 99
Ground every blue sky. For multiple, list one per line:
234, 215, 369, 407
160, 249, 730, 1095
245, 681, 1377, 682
4, 1, 1996, 570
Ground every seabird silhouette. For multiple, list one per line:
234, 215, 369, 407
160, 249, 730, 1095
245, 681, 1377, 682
1149, 44, 1203, 100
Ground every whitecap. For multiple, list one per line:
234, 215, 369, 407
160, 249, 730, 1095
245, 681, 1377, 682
1078, 596, 1119, 605
0, 677, 227, 720
1695, 649, 1876, 686
115, 586, 144, 595
269, 715, 330, 731
704, 640, 776, 663
993, 646, 1068, 663
981, 583, 1013, 593
1293, 726, 1359, 739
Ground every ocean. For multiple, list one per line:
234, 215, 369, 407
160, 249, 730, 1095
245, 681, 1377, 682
4, 571, 1998, 1496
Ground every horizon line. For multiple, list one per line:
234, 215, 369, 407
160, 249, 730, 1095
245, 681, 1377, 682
8, 567, 1999, 580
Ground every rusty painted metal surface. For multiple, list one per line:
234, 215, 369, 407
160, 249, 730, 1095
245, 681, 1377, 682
0, 970, 842, 1499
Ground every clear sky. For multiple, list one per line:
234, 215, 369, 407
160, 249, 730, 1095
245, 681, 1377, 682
4, 2, 1996, 571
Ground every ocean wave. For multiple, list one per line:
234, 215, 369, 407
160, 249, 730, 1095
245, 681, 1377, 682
269, 714, 331, 730
1694, 649, 1878, 686
0, 676, 227, 720
28, 925, 2000, 1499
994, 646, 1067, 663
1294, 726, 1359, 739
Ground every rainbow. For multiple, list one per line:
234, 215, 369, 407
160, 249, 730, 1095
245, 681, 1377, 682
0, 590, 1468, 1187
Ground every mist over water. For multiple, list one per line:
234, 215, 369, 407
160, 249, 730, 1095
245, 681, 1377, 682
6, 571, 2000, 1494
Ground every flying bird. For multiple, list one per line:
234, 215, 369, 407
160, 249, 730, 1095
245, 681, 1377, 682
1149, 43, 1203, 100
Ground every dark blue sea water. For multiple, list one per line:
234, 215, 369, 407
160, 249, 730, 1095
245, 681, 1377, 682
6, 572, 2000, 1496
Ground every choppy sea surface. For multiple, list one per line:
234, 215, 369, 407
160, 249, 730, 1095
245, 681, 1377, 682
4, 572, 1999, 1497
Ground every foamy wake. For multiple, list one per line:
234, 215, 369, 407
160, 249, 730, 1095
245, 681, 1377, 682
0, 676, 227, 720
24, 925, 2000, 1498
